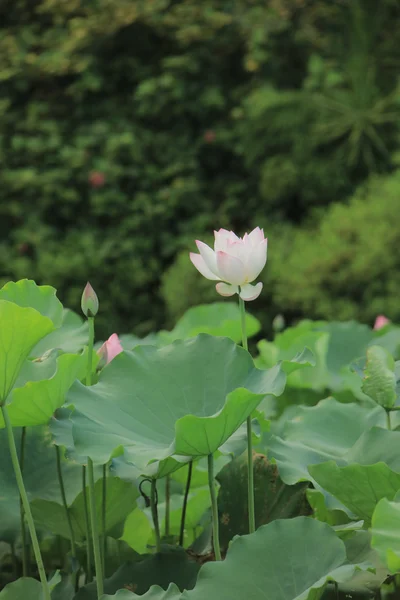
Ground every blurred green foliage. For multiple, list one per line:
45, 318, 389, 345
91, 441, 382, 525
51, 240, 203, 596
0, 0, 399, 335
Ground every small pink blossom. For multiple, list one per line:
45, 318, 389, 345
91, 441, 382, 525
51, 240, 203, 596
97, 333, 123, 366
374, 315, 390, 330
190, 227, 268, 301
89, 171, 106, 188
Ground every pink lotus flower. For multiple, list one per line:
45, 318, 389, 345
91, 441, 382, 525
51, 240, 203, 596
190, 227, 268, 301
97, 333, 123, 366
374, 315, 390, 330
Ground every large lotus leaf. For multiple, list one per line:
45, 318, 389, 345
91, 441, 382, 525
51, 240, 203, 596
75, 546, 200, 599
344, 426, 400, 468
371, 497, 400, 573
122, 508, 154, 554
266, 398, 386, 485
0, 425, 87, 543
1, 350, 87, 427
216, 452, 309, 549
0, 279, 63, 328
341, 530, 387, 591
159, 303, 261, 344
186, 517, 369, 600
67, 335, 286, 469
361, 345, 397, 408
33, 309, 88, 357
0, 301, 55, 402
0, 578, 43, 600
321, 321, 373, 377
306, 490, 352, 527
102, 587, 181, 600
31, 475, 138, 542
309, 461, 400, 525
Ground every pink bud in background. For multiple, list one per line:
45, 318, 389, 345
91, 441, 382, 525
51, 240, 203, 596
203, 130, 216, 143
97, 333, 123, 366
89, 171, 105, 188
190, 227, 268, 301
374, 315, 390, 330
81, 282, 99, 317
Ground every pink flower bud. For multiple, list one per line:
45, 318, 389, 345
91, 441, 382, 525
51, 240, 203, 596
97, 333, 123, 367
374, 315, 390, 330
203, 130, 216, 143
190, 227, 267, 301
89, 171, 106, 188
81, 282, 99, 317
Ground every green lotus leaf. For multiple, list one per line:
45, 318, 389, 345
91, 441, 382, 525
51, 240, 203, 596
371, 497, 400, 573
0, 279, 63, 327
266, 398, 386, 486
1, 350, 87, 427
187, 517, 369, 600
31, 475, 139, 542
33, 309, 88, 357
0, 301, 55, 403
0, 578, 43, 600
0, 425, 84, 543
160, 302, 261, 344
67, 335, 286, 471
341, 530, 387, 592
309, 461, 400, 525
76, 547, 199, 599
101, 587, 181, 600
216, 453, 309, 549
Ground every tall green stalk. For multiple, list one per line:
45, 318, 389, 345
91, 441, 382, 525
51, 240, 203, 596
55, 445, 79, 591
2, 405, 51, 600
82, 466, 92, 583
101, 463, 107, 574
165, 475, 171, 538
150, 479, 161, 553
207, 453, 221, 561
19, 426, 29, 577
238, 293, 255, 534
386, 409, 392, 430
86, 316, 104, 598
179, 461, 193, 546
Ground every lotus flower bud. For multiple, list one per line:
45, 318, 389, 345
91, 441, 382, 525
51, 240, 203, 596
374, 315, 390, 330
97, 333, 123, 367
190, 227, 268, 301
272, 314, 285, 333
81, 282, 99, 317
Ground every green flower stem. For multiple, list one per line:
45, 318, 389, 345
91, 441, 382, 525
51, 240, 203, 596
19, 426, 29, 577
86, 315, 104, 598
386, 409, 392, 430
179, 461, 193, 546
82, 466, 92, 583
238, 293, 256, 534
87, 458, 104, 598
207, 453, 221, 561
55, 445, 79, 591
150, 479, 161, 553
101, 463, 107, 573
165, 475, 171, 537
1, 405, 51, 600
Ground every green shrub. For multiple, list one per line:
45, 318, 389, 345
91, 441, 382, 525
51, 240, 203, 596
269, 170, 400, 325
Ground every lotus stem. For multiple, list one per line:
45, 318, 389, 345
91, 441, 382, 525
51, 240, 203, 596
85, 315, 104, 598
82, 466, 92, 583
207, 453, 221, 561
55, 444, 79, 591
238, 292, 256, 534
2, 405, 51, 600
101, 463, 107, 573
165, 475, 171, 537
150, 479, 161, 553
19, 426, 29, 577
386, 409, 392, 430
179, 461, 193, 546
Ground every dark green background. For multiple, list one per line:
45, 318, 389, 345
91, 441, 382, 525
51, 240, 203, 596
1, 0, 399, 337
